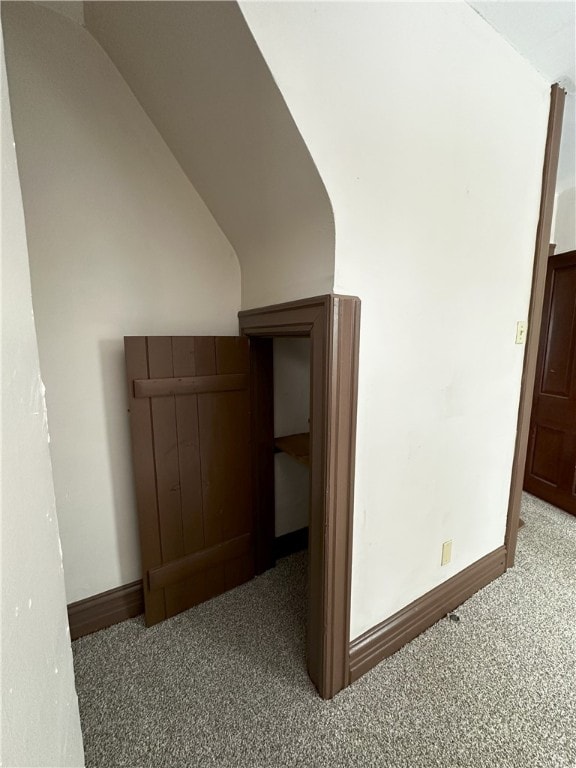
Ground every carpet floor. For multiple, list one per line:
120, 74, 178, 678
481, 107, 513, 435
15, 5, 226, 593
73, 494, 576, 768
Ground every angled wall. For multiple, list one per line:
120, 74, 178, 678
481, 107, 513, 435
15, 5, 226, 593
1, 25, 84, 766
2, 1, 241, 603
84, 1, 335, 309
240, 1, 550, 639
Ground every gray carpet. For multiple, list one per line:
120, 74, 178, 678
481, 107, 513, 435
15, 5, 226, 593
73, 494, 576, 768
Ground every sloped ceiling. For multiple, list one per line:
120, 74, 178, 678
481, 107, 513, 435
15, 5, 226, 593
83, 1, 335, 309
35, 1, 84, 26
468, 1, 575, 192
33, 0, 576, 197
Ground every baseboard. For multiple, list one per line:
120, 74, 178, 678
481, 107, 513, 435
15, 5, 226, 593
68, 580, 144, 640
68, 529, 309, 640
274, 527, 309, 560
349, 545, 507, 684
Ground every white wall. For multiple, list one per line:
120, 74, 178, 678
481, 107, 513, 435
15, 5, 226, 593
84, 1, 335, 310
2, 2, 241, 603
1, 26, 84, 766
240, 1, 549, 639
274, 338, 310, 536
553, 187, 576, 253
552, 83, 576, 255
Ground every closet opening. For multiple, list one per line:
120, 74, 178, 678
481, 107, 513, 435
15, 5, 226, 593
239, 293, 360, 699
272, 337, 311, 564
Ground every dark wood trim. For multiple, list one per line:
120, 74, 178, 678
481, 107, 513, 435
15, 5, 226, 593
124, 337, 166, 624
274, 527, 309, 559
349, 546, 507, 684
323, 295, 361, 698
148, 534, 252, 591
547, 249, 576, 266
67, 528, 308, 641
505, 84, 565, 569
239, 293, 360, 700
134, 373, 248, 398
68, 581, 144, 641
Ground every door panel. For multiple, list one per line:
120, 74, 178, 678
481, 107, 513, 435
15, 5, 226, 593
541, 269, 576, 396
524, 251, 576, 515
198, 391, 251, 546
531, 425, 563, 485
125, 335, 254, 625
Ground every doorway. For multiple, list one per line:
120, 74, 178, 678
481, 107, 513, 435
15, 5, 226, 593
239, 294, 360, 699
124, 295, 360, 700
273, 337, 311, 558
523, 249, 576, 516
505, 84, 566, 564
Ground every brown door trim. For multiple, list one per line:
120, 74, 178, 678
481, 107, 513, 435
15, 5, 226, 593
67, 581, 144, 640
505, 83, 565, 567
239, 294, 361, 699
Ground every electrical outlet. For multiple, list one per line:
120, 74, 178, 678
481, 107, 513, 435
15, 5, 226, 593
441, 540, 452, 566
515, 321, 528, 345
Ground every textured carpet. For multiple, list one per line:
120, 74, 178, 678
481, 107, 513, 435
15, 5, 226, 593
73, 494, 576, 768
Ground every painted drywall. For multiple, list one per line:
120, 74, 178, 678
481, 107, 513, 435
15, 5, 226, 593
2, 1, 241, 603
240, 1, 550, 639
274, 338, 310, 537
84, 1, 334, 310
553, 187, 576, 253
552, 81, 576, 255
1, 26, 84, 766
36, 1, 85, 26
557, 93, 576, 194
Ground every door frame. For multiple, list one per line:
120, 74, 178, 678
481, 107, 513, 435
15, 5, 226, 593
524, 249, 576, 512
239, 294, 361, 699
505, 83, 565, 566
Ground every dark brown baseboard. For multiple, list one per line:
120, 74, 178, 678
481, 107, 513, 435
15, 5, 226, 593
68, 580, 144, 640
274, 527, 309, 560
349, 545, 507, 684
67, 528, 310, 641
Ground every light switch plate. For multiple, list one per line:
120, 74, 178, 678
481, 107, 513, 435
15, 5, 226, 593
516, 321, 528, 345
441, 540, 452, 566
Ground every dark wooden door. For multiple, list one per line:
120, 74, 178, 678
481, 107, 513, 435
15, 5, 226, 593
124, 336, 254, 625
524, 250, 576, 516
